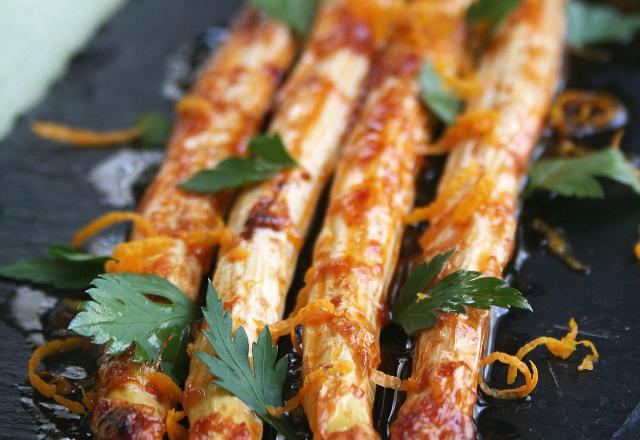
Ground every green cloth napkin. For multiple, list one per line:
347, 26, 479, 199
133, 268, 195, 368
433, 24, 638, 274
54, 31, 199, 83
0, 0, 127, 140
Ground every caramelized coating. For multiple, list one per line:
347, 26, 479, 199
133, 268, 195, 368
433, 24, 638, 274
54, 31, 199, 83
184, 0, 397, 437
90, 8, 296, 439
391, 1, 565, 438
297, 1, 473, 438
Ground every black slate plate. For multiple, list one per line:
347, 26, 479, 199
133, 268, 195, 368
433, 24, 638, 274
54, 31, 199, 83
0, 1, 639, 439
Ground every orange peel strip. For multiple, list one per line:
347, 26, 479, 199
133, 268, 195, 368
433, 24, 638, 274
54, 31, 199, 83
72, 211, 157, 248
31, 121, 140, 147
176, 95, 213, 117
166, 409, 188, 440
405, 161, 482, 224
148, 371, 183, 405
28, 337, 94, 414
506, 318, 598, 384
268, 299, 336, 340
267, 395, 302, 418
479, 352, 539, 400
371, 369, 404, 391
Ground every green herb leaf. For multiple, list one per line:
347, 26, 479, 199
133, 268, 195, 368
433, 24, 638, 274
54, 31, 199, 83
135, 112, 172, 147
392, 250, 531, 336
197, 284, 298, 439
69, 273, 198, 382
250, 0, 318, 36
179, 133, 298, 194
526, 148, 640, 198
419, 60, 462, 125
568, 1, 640, 47
466, 0, 521, 34
0, 245, 109, 290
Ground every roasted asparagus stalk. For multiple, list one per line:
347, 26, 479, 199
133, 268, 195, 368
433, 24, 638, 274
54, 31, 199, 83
390, 1, 565, 438
90, 9, 296, 439
184, 0, 396, 437
297, 1, 472, 438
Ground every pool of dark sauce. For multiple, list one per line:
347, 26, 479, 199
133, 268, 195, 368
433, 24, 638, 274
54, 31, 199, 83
3, 17, 636, 440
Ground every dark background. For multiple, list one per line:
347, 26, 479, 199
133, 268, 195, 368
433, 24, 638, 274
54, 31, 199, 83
0, 0, 638, 438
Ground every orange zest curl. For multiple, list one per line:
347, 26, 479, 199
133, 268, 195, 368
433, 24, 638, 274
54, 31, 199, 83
479, 352, 539, 400
371, 370, 404, 391
405, 161, 483, 224
176, 95, 213, 117
166, 409, 188, 440
31, 121, 140, 147
268, 299, 336, 340
434, 59, 478, 100
481, 318, 598, 400
72, 211, 157, 248
452, 174, 495, 222
267, 395, 302, 418
28, 337, 94, 414
430, 109, 499, 155
506, 318, 599, 383
148, 371, 183, 405
299, 361, 355, 398
550, 89, 626, 137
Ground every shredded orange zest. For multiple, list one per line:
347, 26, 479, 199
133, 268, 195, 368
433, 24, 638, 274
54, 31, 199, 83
405, 161, 482, 224
432, 109, 499, 155
267, 395, 302, 418
371, 370, 404, 390
179, 216, 227, 249
28, 337, 94, 414
550, 89, 625, 136
82, 390, 97, 411
611, 129, 624, 150
176, 95, 213, 117
434, 59, 478, 99
148, 372, 183, 405
73, 211, 157, 248
105, 236, 176, 274
268, 299, 336, 340
479, 352, 539, 400
299, 361, 355, 399
166, 409, 188, 440
532, 219, 589, 272
452, 175, 495, 222
31, 121, 140, 147
506, 318, 599, 383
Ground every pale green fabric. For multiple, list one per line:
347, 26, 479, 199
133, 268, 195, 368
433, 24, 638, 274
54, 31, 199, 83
0, 0, 127, 140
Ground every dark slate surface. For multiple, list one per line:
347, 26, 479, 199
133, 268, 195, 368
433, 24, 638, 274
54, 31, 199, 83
0, 0, 639, 439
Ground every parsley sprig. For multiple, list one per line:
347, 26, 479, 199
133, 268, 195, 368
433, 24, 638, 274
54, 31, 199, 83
135, 112, 172, 147
568, 1, 640, 47
419, 60, 462, 126
179, 133, 298, 194
197, 283, 298, 439
0, 245, 109, 290
250, 0, 318, 36
69, 273, 198, 382
392, 250, 531, 336
526, 148, 640, 199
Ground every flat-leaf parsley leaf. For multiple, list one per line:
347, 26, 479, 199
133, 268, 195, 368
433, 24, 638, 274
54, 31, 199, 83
419, 60, 462, 125
526, 148, 640, 199
568, 1, 640, 47
250, 0, 318, 36
69, 273, 198, 381
392, 250, 531, 336
197, 283, 298, 439
0, 244, 109, 290
179, 133, 298, 194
